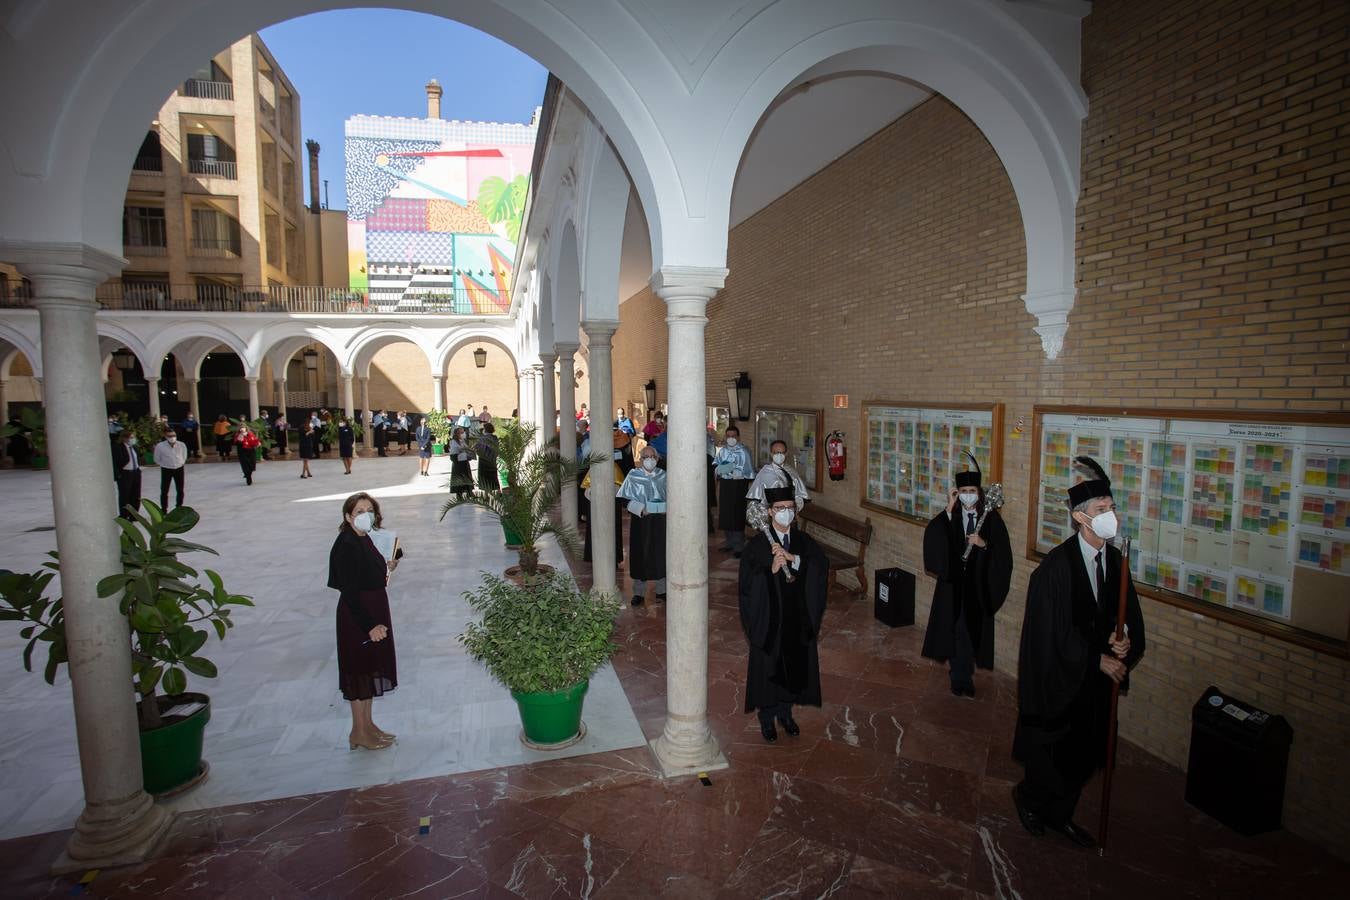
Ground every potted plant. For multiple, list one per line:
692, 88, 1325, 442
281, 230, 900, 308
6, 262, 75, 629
459, 570, 621, 746
230, 416, 278, 460
425, 409, 451, 455
0, 501, 253, 795
320, 417, 364, 453
439, 420, 604, 578
1, 406, 47, 468
130, 414, 166, 464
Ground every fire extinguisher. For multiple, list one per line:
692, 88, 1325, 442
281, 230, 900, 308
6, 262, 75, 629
826, 430, 846, 481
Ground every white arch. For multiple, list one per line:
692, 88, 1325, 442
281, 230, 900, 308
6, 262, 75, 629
552, 219, 582, 342
432, 321, 520, 373
245, 322, 347, 375
93, 321, 154, 374
146, 322, 252, 374
0, 323, 43, 379
346, 327, 437, 378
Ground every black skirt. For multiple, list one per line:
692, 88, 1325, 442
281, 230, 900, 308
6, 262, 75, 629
336, 588, 398, 701
717, 479, 750, 531
628, 512, 666, 580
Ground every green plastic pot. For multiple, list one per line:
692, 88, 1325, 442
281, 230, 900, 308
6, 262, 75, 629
30, 456, 48, 470
511, 681, 588, 745
139, 693, 210, 794
501, 516, 524, 549
432, 443, 444, 455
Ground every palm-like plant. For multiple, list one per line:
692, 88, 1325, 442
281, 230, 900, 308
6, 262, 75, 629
439, 420, 605, 575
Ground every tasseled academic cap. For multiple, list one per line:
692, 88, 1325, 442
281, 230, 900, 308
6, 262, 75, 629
764, 485, 795, 505
1067, 456, 1112, 507
954, 451, 981, 488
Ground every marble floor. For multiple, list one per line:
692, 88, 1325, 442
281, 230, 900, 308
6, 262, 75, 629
0, 453, 644, 841
3, 458, 1348, 897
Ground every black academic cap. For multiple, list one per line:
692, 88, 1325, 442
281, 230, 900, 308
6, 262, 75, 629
955, 451, 981, 488
764, 485, 795, 505
1067, 456, 1112, 507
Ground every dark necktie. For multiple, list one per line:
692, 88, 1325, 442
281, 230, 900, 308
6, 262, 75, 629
1095, 551, 1105, 606
966, 512, 976, 535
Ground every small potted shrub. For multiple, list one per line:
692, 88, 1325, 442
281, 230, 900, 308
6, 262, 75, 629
425, 409, 451, 455
0, 501, 253, 794
130, 414, 166, 464
1, 406, 47, 468
439, 420, 605, 578
459, 570, 621, 746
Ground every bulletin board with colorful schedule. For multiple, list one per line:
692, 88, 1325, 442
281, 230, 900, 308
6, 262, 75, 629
860, 402, 1003, 526
1030, 407, 1350, 653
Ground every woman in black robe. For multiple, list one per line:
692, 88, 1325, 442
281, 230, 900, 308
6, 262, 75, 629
328, 492, 398, 750
448, 427, 474, 496
475, 422, 500, 492
337, 417, 355, 475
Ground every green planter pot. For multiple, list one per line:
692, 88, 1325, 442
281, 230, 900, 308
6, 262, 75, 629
432, 443, 444, 455
501, 517, 524, 549
139, 692, 210, 795
511, 680, 588, 745
30, 456, 48, 470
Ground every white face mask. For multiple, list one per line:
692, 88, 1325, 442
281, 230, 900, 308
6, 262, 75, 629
771, 452, 786, 465
725, 437, 738, 447
958, 491, 978, 508
1087, 510, 1118, 541
167, 437, 177, 444
773, 508, 795, 526
352, 511, 375, 533
642, 457, 657, 471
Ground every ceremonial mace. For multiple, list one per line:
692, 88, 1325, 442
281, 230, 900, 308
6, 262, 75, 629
1098, 535, 1132, 856
746, 500, 795, 583
960, 483, 1004, 563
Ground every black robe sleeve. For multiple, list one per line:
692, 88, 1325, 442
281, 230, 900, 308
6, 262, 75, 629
1017, 549, 1093, 723
923, 512, 954, 582
798, 532, 829, 639
738, 534, 777, 652
328, 532, 376, 633
983, 511, 1013, 616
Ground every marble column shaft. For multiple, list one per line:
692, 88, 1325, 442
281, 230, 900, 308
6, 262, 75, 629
145, 376, 160, 419
0, 376, 9, 458
186, 378, 201, 422
555, 345, 578, 532
245, 376, 260, 421
539, 353, 557, 447
583, 322, 618, 596
359, 376, 371, 450
341, 373, 355, 421
23, 257, 171, 867
273, 378, 286, 417
652, 267, 727, 776
432, 375, 445, 413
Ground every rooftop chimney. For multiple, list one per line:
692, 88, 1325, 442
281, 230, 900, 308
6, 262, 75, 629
305, 139, 321, 213
426, 78, 442, 119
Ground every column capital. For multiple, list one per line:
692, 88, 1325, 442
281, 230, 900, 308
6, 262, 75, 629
650, 265, 727, 301
1021, 288, 1075, 360
184, 377, 199, 384
538, 351, 558, 364
143, 374, 159, 383
554, 342, 579, 359
244, 375, 259, 383
340, 371, 354, 382
1, 241, 123, 308
583, 320, 620, 346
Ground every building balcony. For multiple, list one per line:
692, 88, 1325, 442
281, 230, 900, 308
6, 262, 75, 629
132, 155, 163, 173
189, 238, 242, 258
188, 158, 237, 179
183, 79, 234, 101
123, 243, 168, 257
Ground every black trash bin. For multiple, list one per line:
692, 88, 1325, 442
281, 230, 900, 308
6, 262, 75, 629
873, 568, 914, 628
1185, 685, 1293, 836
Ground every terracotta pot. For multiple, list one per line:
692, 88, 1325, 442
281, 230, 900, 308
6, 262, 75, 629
503, 563, 556, 585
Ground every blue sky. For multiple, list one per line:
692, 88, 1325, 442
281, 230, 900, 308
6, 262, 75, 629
259, 10, 548, 211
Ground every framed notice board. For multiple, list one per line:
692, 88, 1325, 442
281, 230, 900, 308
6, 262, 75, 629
860, 401, 1004, 526
753, 407, 824, 491
1030, 406, 1350, 655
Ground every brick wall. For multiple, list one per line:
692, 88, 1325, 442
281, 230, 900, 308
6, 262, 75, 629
611, 0, 1349, 857
360, 343, 519, 416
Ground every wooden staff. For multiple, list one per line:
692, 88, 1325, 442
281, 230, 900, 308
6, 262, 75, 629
1098, 536, 1131, 855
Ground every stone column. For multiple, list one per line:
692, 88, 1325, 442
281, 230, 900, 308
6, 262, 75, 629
555, 344, 579, 532
145, 376, 160, 419
652, 266, 728, 776
273, 378, 287, 417
519, 369, 535, 431
538, 352, 557, 448
0, 376, 9, 460
245, 376, 260, 421
431, 374, 445, 413
358, 375, 371, 451
186, 377, 201, 422
583, 322, 618, 597
14, 248, 172, 869
341, 373, 355, 422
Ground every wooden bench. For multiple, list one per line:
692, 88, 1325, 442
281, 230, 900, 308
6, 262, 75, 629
798, 503, 873, 596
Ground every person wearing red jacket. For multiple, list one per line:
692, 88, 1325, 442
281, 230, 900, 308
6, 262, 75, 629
234, 423, 261, 485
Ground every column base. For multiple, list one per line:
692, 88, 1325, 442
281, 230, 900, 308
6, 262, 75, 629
52, 794, 173, 875
650, 730, 727, 779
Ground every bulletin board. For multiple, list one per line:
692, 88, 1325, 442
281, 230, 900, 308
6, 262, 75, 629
1030, 406, 1350, 655
859, 401, 1003, 526
753, 407, 824, 491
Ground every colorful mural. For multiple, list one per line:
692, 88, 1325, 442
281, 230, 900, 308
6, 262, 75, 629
344, 115, 537, 313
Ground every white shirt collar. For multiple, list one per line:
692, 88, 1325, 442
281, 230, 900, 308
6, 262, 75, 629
1078, 531, 1104, 596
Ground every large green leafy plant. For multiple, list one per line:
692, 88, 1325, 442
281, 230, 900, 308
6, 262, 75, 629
476, 174, 529, 243
0, 502, 253, 731
438, 419, 604, 574
459, 571, 621, 694
424, 409, 452, 446
1, 406, 47, 456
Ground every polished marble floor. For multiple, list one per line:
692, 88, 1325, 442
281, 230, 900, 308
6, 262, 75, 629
0, 453, 643, 841
3, 458, 1348, 897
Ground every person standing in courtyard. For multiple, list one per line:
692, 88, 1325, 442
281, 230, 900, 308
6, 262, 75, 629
110, 428, 142, 519
153, 428, 188, 510
448, 426, 474, 496
234, 423, 260, 485
328, 492, 399, 751
298, 422, 318, 478
415, 416, 433, 477
739, 486, 828, 743
213, 414, 232, 461
617, 444, 668, 606
475, 422, 500, 492
921, 453, 1012, 698
338, 415, 355, 475
180, 411, 201, 459
1013, 457, 1145, 849
273, 411, 288, 456
714, 424, 755, 556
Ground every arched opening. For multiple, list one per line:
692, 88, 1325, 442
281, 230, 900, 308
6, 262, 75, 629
443, 340, 517, 421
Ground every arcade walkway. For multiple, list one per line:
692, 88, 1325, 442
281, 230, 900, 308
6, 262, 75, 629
2, 458, 1347, 897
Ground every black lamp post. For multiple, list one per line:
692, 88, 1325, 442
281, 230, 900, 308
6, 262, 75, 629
643, 378, 656, 411
726, 371, 752, 421
473, 346, 487, 369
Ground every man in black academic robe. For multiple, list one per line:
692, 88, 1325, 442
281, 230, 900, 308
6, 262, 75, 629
922, 461, 1012, 697
739, 486, 829, 743
1013, 456, 1145, 849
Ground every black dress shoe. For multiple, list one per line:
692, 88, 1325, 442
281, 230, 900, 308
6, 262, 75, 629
1011, 785, 1044, 837
1049, 820, 1097, 849
778, 717, 801, 737
631, 595, 644, 606
759, 721, 777, 743
961, 684, 976, 698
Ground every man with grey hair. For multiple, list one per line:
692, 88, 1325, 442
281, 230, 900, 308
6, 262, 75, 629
1012, 456, 1146, 850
